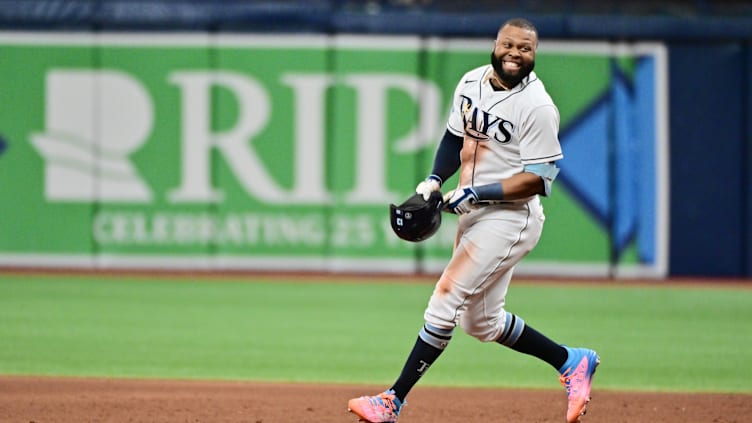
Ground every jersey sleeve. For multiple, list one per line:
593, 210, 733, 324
519, 104, 563, 164
430, 129, 463, 181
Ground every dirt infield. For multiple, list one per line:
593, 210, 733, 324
1, 376, 750, 422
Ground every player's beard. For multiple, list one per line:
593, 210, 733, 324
490, 51, 534, 89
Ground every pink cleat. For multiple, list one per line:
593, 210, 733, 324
559, 347, 600, 422
347, 389, 404, 423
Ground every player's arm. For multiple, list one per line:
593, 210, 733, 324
444, 164, 559, 214
430, 129, 463, 183
478, 103, 562, 200
476, 162, 560, 201
416, 129, 463, 200
417, 72, 469, 200
489, 170, 547, 199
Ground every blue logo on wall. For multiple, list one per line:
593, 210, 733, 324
558, 58, 658, 266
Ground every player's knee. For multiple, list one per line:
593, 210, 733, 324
423, 305, 457, 331
459, 315, 501, 343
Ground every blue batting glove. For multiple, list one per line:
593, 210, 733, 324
444, 187, 478, 214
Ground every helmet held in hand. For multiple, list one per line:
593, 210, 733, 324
389, 191, 443, 242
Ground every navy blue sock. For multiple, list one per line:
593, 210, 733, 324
496, 312, 567, 370
390, 323, 453, 402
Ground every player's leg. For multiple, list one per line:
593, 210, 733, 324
384, 214, 477, 404
363, 206, 529, 407
453, 201, 546, 344
461, 267, 569, 370
461, 272, 600, 422
347, 217, 471, 422
456, 202, 599, 422
478, 270, 569, 369
348, 328, 449, 423
483, 290, 600, 423
452, 200, 568, 367
389, 322, 453, 400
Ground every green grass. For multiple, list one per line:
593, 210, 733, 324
0, 274, 750, 393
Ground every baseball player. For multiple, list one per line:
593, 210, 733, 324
348, 18, 599, 423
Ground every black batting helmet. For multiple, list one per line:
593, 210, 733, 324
389, 191, 443, 242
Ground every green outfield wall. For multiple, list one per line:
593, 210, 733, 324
0, 33, 668, 277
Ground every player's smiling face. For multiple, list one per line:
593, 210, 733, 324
490, 24, 537, 89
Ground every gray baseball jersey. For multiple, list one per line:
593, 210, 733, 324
446, 66, 563, 203
424, 66, 563, 340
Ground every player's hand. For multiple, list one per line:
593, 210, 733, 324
415, 175, 442, 201
443, 187, 479, 214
